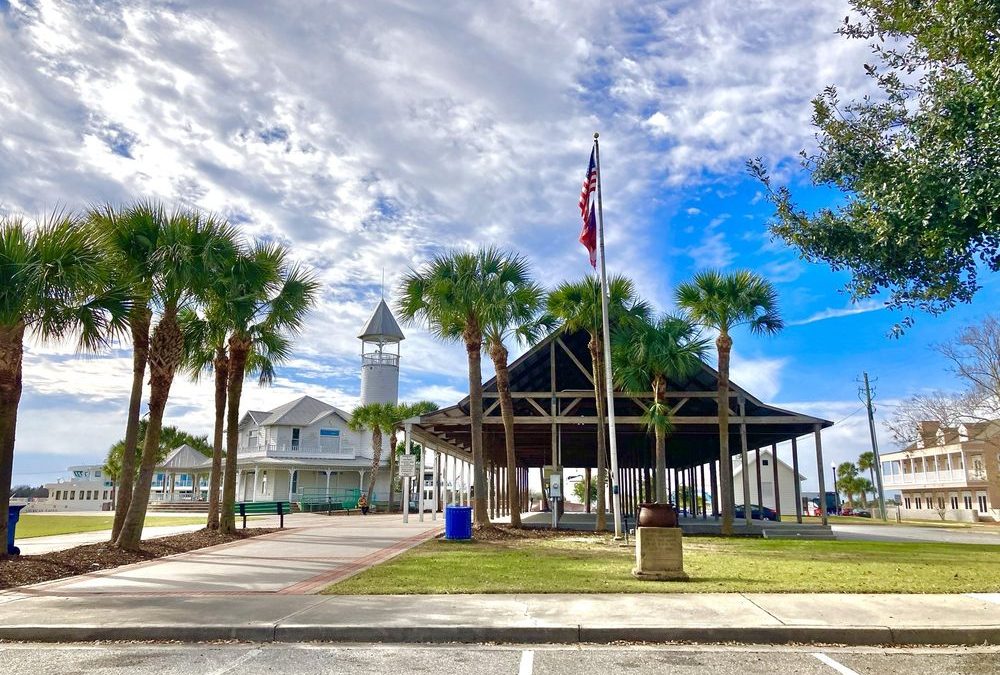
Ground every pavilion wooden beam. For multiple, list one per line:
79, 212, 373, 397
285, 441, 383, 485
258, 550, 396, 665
426, 415, 827, 425
556, 337, 594, 384
480, 390, 734, 399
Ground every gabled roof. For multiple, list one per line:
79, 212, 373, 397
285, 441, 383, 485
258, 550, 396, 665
732, 447, 805, 481
246, 410, 270, 425
259, 395, 352, 426
158, 444, 210, 470
358, 299, 405, 342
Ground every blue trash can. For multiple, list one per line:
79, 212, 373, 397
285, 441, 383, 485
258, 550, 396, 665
444, 505, 473, 540
7, 504, 26, 556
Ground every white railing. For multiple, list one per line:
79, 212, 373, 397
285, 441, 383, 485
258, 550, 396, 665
239, 443, 359, 460
883, 468, 979, 487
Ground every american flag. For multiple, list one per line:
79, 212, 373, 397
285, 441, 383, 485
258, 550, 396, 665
578, 147, 598, 268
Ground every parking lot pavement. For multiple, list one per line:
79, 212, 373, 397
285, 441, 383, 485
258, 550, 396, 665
0, 643, 998, 675
833, 523, 1000, 545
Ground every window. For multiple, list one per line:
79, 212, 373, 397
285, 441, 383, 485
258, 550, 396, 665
290, 470, 298, 494
938, 497, 945, 509
103, 490, 108, 500
248, 429, 257, 449
951, 496, 959, 510
964, 495, 973, 510
915, 497, 922, 509
319, 428, 341, 453
978, 494, 988, 512
70, 491, 75, 500
94, 470, 101, 478
291, 428, 301, 449
971, 455, 986, 480
762, 459, 769, 466
904, 498, 911, 509
55, 490, 61, 500
79, 491, 85, 500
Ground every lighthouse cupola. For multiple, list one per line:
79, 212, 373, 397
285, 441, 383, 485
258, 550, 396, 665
358, 298, 405, 405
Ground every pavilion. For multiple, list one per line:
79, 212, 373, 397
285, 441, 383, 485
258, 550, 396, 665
405, 327, 834, 530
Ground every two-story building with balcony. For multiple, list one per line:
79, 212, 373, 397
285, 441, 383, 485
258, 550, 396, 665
881, 421, 1000, 522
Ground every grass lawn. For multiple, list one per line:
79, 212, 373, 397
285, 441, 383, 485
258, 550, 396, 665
15, 515, 207, 539
325, 534, 1000, 595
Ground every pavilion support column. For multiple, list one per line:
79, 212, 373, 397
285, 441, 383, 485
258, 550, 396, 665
814, 425, 828, 527
738, 395, 753, 529
235, 471, 242, 501
539, 467, 549, 512
755, 447, 764, 510
489, 462, 496, 519
251, 468, 259, 502
771, 443, 781, 520
432, 450, 440, 518
700, 463, 707, 520
691, 468, 698, 516
585, 468, 592, 513
791, 438, 802, 523
710, 460, 719, 519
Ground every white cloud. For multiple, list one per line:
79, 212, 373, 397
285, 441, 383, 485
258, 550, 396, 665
729, 352, 786, 402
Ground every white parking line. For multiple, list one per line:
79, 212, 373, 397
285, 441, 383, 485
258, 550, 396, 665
208, 647, 262, 675
812, 652, 860, 675
518, 649, 534, 675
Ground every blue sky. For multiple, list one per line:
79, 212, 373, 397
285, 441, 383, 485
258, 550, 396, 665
2, 1, 997, 491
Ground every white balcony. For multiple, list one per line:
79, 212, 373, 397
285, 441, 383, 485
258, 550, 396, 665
883, 468, 982, 488
239, 442, 360, 461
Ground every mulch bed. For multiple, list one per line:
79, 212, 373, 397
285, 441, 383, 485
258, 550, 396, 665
0, 527, 277, 590
468, 524, 606, 542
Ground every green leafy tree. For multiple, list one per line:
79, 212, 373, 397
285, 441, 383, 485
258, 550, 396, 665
103, 420, 212, 481
676, 270, 783, 535
386, 401, 437, 511
115, 210, 237, 550
89, 201, 162, 540
0, 213, 129, 557
572, 479, 598, 506
480, 249, 546, 527
398, 250, 538, 528
837, 461, 860, 506
612, 314, 708, 503
749, 2, 1000, 330
545, 275, 651, 531
219, 243, 318, 534
857, 450, 878, 505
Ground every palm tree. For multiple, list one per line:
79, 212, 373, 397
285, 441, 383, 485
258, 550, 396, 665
858, 450, 877, 505
837, 461, 860, 506
89, 201, 163, 541
348, 401, 399, 506
612, 314, 708, 503
545, 275, 650, 530
398, 249, 526, 528
0, 213, 129, 557
480, 250, 546, 528
218, 243, 317, 534
115, 210, 238, 549
676, 269, 783, 535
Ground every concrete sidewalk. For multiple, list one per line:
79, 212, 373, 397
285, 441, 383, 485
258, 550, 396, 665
12, 513, 442, 596
0, 592, 997, 645
16, 524, 206, 556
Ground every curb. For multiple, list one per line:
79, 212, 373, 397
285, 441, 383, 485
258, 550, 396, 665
2, 623, 999, 646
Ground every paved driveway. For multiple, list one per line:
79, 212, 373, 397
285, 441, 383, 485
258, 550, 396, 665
17, 513, 442, 596
833, 523, 1000, 545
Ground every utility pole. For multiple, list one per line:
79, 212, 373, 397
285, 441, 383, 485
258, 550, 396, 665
861, 372, 888, 521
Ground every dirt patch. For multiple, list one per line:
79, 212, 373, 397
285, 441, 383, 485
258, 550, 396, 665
0, 527, 277, 590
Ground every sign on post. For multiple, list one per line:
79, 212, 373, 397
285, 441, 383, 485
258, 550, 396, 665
398, 455, 418, 478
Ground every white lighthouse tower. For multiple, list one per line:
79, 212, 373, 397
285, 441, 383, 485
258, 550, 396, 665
358, 299, 405, 405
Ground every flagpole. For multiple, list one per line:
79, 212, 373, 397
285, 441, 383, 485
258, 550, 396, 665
593, 132, 624, 539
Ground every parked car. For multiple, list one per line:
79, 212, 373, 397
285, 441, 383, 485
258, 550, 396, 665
852, 509, 872, 518
734, 504, 778, 521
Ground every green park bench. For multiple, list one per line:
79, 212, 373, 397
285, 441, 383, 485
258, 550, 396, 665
298, 488, 362, 515
235, 501, 287, 529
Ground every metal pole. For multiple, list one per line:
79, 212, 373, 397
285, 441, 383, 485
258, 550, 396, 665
863, 372, 888, 521
593, 133, 624, 539
791, 437, 802, 523
831, 464, 839, 515
432, 449, 439, 520
815, 426, 829, 526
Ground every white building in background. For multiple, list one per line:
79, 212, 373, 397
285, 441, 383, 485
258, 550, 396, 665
882, 421, 1000, 522
732, 447, 805, 516
41, 465, 114, 512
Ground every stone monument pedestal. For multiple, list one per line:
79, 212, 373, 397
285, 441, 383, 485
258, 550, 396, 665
632, 526, 688, 581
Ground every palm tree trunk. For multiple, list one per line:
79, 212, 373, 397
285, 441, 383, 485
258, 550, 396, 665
206, 346, 227, 530
111, 308, 150, 541
0, 324, 25, 560
220, 339, 249, 534
653, 375, 667, 503
387, 429, 396, 512
116, 310, 183, 550
464, 326, 489, 527
490, 338, 520, 527
589, 335, 608, 531
716, 332, 734, 536
366, 427, 382, 504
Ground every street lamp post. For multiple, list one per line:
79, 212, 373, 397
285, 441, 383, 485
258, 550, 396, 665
830, 462, 839, 516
